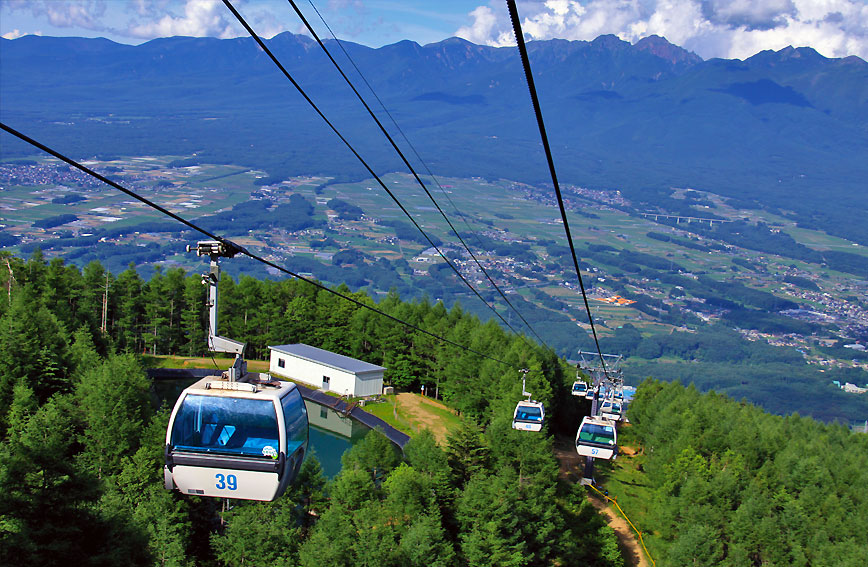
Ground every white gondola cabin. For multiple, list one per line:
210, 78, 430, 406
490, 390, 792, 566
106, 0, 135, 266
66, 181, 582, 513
576, 416, 618, 460
512, 400, 546, 432
600, 400, 623, 422
571, 381, 589, 397
164, 375, 308, 501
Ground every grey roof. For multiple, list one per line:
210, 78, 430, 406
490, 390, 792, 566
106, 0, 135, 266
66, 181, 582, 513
269, 343, 386, 374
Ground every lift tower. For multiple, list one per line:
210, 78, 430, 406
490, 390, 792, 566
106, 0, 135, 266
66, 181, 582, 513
189, 240, 247, 382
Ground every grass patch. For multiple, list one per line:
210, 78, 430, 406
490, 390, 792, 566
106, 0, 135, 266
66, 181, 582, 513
364, 393, 463, 443
142, 354, 270, 373
364, 394, 417, 435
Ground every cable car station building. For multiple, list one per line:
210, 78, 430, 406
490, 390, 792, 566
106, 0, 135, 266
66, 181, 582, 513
268, 343, 385, 398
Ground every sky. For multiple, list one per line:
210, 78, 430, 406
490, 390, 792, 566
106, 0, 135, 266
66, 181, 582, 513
1, 0, 867, 60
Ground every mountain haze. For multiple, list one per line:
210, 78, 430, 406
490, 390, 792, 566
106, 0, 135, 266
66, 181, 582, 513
1, 32, 867, 243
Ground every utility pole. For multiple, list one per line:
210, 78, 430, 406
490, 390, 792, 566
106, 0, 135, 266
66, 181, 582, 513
3, 257, 14, 305
101, 272, 109, 334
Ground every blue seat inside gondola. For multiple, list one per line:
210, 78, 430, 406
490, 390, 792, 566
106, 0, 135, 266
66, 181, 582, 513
172, 395, 280, 457
239, 430, 279, 455
190, 423, 276, 454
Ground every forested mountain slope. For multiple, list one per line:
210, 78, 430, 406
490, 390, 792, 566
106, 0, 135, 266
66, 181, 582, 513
0, 251, 621, 566
2, 251, 866, 565
625, 379, 868, 566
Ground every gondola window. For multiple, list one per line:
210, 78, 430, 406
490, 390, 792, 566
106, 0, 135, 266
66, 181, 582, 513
171, 395, 280, 458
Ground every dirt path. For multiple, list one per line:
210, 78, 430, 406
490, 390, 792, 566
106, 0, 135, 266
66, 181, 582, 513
395, 393, 454, 444
588, 494, 650, 567
553, 435, 649, 567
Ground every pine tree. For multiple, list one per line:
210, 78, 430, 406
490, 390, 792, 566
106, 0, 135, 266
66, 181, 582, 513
212, 497, 303, 567
341, 429, 401, 482
142, 266, 170, 355
113, 263, 144, 353
445, 419, 490, 487
76, 354, 152, 479
398, 512, 457, 567
456, 471, 528, 567
80, 260, 109, 335
181, 273, 206, 356
0, 395, 147, 566
0, 288, 70, 429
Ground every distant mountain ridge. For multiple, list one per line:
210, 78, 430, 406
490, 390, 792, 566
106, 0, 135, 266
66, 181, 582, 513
1, 32, 866, 244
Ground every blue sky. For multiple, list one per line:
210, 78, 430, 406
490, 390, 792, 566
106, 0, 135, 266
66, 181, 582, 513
2, 1, 867, 60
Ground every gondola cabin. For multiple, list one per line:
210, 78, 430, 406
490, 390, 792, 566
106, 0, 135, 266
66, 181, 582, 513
571, 381, 589, 396
576, 416, 618, 460
585, 386, 596, 401
600, 400, 622, 422
164, 375, 308, 501
512, 400, 545, 432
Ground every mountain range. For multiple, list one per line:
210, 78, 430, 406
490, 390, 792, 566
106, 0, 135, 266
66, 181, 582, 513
1, 32, 867, 243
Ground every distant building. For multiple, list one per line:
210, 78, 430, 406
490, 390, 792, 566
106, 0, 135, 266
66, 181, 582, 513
413, 247, 439, 263
269, 343, 385, 397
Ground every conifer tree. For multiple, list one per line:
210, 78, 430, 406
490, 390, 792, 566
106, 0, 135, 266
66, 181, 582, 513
113, 263, 145, 352
445, 419, 490, 487
0, 287, 70, 429
76, 354, 152, 479
0, 394, 147, 566
181, 273, 205, 356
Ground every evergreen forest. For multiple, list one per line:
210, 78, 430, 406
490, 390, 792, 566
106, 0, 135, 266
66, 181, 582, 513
626, 380, 868, 566
0, 251, 620, 566
1, 251, 866, 566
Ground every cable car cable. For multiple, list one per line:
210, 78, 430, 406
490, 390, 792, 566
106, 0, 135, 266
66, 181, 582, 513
307, 0, 515, 333
284, 0, 551, 349
0, 121, 518, 369
221, 0, 534, 347
505, 0, 611, 380
303, 0, 481, 240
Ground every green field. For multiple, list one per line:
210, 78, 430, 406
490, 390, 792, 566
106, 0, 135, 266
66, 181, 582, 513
4, 156, 866, 380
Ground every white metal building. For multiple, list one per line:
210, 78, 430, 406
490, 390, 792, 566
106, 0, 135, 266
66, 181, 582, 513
268, 343, 385, 397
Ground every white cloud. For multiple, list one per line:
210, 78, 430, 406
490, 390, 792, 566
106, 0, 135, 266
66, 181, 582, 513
2, 28, 25, 39
0, 0, 260, 41
128, 0, 174, 19
702, 0, 797, 30
126, 0, 242, 39
455, 0, 868, 60
247, 8, 289, 40
2, 0, 109, 31
456, 5, 516, 46
327, 0, 365, 10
